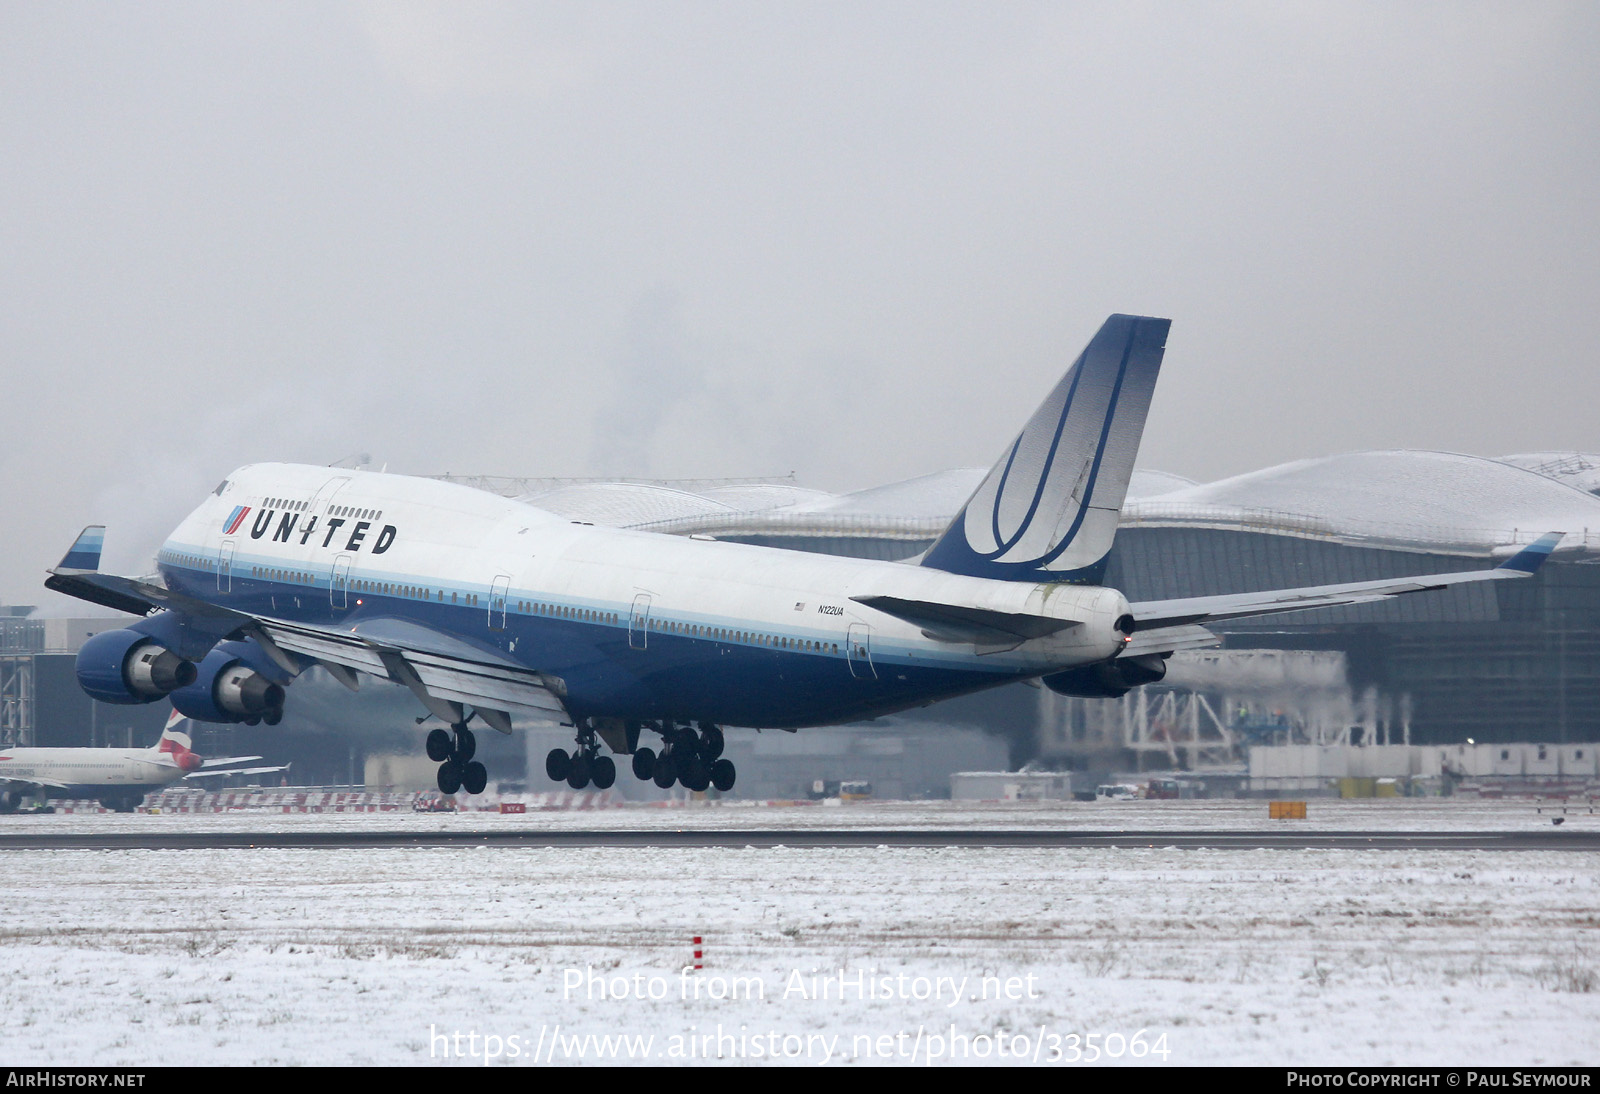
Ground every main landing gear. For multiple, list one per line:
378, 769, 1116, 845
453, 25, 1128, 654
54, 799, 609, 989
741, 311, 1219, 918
427, 723, 488, 796
545, 721, 616, 791
630, 721, 735, 793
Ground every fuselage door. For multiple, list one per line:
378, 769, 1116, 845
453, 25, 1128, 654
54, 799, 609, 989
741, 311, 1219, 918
847, 622, 876, 679
489, 575, 511, 631
217, 540, 235, 594
331, 555, 352, 610
629, 594, 652, 650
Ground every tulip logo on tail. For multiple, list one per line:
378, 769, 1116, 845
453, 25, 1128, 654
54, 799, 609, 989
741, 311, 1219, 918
920, 314, 1169, 585
222, 506, 251, 535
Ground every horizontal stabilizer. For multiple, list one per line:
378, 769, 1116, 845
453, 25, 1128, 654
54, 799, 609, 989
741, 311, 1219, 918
185, 765, 289, 780
851, 594, 1079, 651
1121, 624, 1220, 658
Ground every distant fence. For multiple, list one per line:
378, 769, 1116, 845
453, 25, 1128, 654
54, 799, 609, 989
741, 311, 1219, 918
48, 787, 624, 814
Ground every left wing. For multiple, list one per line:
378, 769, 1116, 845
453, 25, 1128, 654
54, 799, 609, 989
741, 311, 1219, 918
46, 526, 570, 729
1125, 532, 1564, 656
1, 775, 72, 792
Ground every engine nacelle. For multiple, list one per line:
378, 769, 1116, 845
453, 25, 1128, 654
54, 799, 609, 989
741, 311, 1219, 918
170, 643, 286, 724
75, 629, 198, 705
1041, 654, 1168, 699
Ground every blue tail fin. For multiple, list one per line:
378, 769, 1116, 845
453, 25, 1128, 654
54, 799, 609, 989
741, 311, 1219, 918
920, 314, 1169, 584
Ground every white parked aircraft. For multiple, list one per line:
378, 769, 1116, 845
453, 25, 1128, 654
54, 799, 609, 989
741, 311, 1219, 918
0, 711, 288, 813
43, 315, 1561, 797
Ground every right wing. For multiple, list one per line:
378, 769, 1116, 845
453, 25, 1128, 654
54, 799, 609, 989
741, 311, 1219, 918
1124, 532, 1564, 658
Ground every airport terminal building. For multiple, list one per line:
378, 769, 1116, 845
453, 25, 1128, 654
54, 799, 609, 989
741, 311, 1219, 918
474, 448, 1600, 764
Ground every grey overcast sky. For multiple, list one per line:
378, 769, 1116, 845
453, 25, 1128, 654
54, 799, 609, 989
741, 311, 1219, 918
2, 2, 1596, 604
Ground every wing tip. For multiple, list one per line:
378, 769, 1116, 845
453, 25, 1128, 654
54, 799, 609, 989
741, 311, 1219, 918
1496, 531, 1565, 574
52, 525, 107, 574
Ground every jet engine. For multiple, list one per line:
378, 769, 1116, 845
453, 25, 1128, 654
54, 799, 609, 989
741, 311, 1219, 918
169, 641, 287, 725
1041, 653, 1168, 699
75, 629, 198, 704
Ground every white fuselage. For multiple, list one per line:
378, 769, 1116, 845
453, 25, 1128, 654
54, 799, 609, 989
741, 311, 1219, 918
0, 747, 184, 794
154, 464, 1129, 727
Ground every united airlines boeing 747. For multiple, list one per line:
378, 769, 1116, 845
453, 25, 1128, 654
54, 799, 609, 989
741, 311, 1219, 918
43, 316, 1562, 796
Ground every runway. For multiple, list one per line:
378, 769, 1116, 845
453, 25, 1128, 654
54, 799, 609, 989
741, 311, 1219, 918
1, 827, 1595, 850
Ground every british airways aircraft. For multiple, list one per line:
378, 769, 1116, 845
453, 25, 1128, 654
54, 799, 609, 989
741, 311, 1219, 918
0, 712, 287, 813
44, 316, 1561, 797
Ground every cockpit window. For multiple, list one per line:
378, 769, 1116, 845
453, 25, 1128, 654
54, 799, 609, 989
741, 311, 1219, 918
213, 480, 229, 496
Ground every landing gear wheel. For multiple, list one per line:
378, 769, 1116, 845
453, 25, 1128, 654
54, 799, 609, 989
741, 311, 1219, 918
461, 761, 489, 795
653, 760, 677, 789
697, 725, 724, 761
566, 752, 591, 790
426, 729, 453, 762
437, 762, 463, 795
591, 756, 616, 790
632, 747, 656, 781
546, 748, 570, 782
711, 758, 736, 793
263, 707, 283, 726
680, 758, 711, 793
453, 726, 477, 763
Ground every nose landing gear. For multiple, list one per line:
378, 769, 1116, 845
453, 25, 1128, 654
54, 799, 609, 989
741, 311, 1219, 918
428, 723, 488, 795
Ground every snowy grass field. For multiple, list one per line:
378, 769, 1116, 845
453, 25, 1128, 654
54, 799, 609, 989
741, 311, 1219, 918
1, 799, 1597, 1066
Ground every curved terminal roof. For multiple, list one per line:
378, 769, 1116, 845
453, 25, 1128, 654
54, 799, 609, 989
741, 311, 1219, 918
1127, 469, 1198, 499
1497, 452, 1600, 498
517, 482, 738, 527
1124, 450, 1600, 555
489, 449, 1600, 558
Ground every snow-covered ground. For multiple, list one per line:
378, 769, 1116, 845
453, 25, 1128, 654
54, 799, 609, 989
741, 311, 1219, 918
1, 800, 1597, 1066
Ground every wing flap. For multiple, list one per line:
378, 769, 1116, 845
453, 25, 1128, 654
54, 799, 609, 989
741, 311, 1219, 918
257, 619, 568, 721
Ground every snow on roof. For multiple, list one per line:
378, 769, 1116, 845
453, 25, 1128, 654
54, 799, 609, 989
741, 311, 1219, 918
517, 482, 737, 527
1496, 452, 1600, 497
1124, 450, 1600, 553
1127, 469, 1199, 499
513, 451, 1600, 555
798, 468, 988, 517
